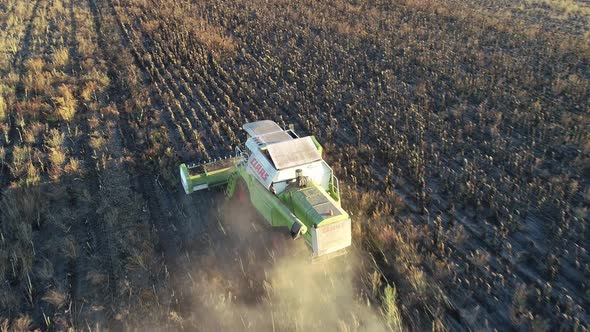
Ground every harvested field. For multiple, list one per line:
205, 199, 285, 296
0, 0, 588, 330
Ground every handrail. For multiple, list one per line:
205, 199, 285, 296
331, 173, 340, 199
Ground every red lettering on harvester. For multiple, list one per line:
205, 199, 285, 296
250, 158, 269, 181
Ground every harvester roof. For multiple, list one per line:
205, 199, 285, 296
244, 120, 322, 171
243, 120, 283, 137
266, 137, 322, 170
255, 131, 293, 145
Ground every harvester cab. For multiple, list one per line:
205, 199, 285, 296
179, 120, 352, 258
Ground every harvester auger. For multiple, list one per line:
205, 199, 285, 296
179, 120, 352, 259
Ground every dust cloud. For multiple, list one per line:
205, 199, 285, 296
182, 200, 388, 332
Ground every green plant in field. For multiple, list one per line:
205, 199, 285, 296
382, 284, 403, 331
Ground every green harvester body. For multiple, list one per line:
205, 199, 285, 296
180, 120, 352, 258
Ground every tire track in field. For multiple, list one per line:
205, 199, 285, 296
68, 0, 81, 75
78, 1, 126, 328
11, 0, 41, 69
63, 0, 90, 327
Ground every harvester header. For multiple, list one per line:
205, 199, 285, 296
180, 120, 351, 258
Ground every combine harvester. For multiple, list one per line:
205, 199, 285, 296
179, 120, 351, 259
